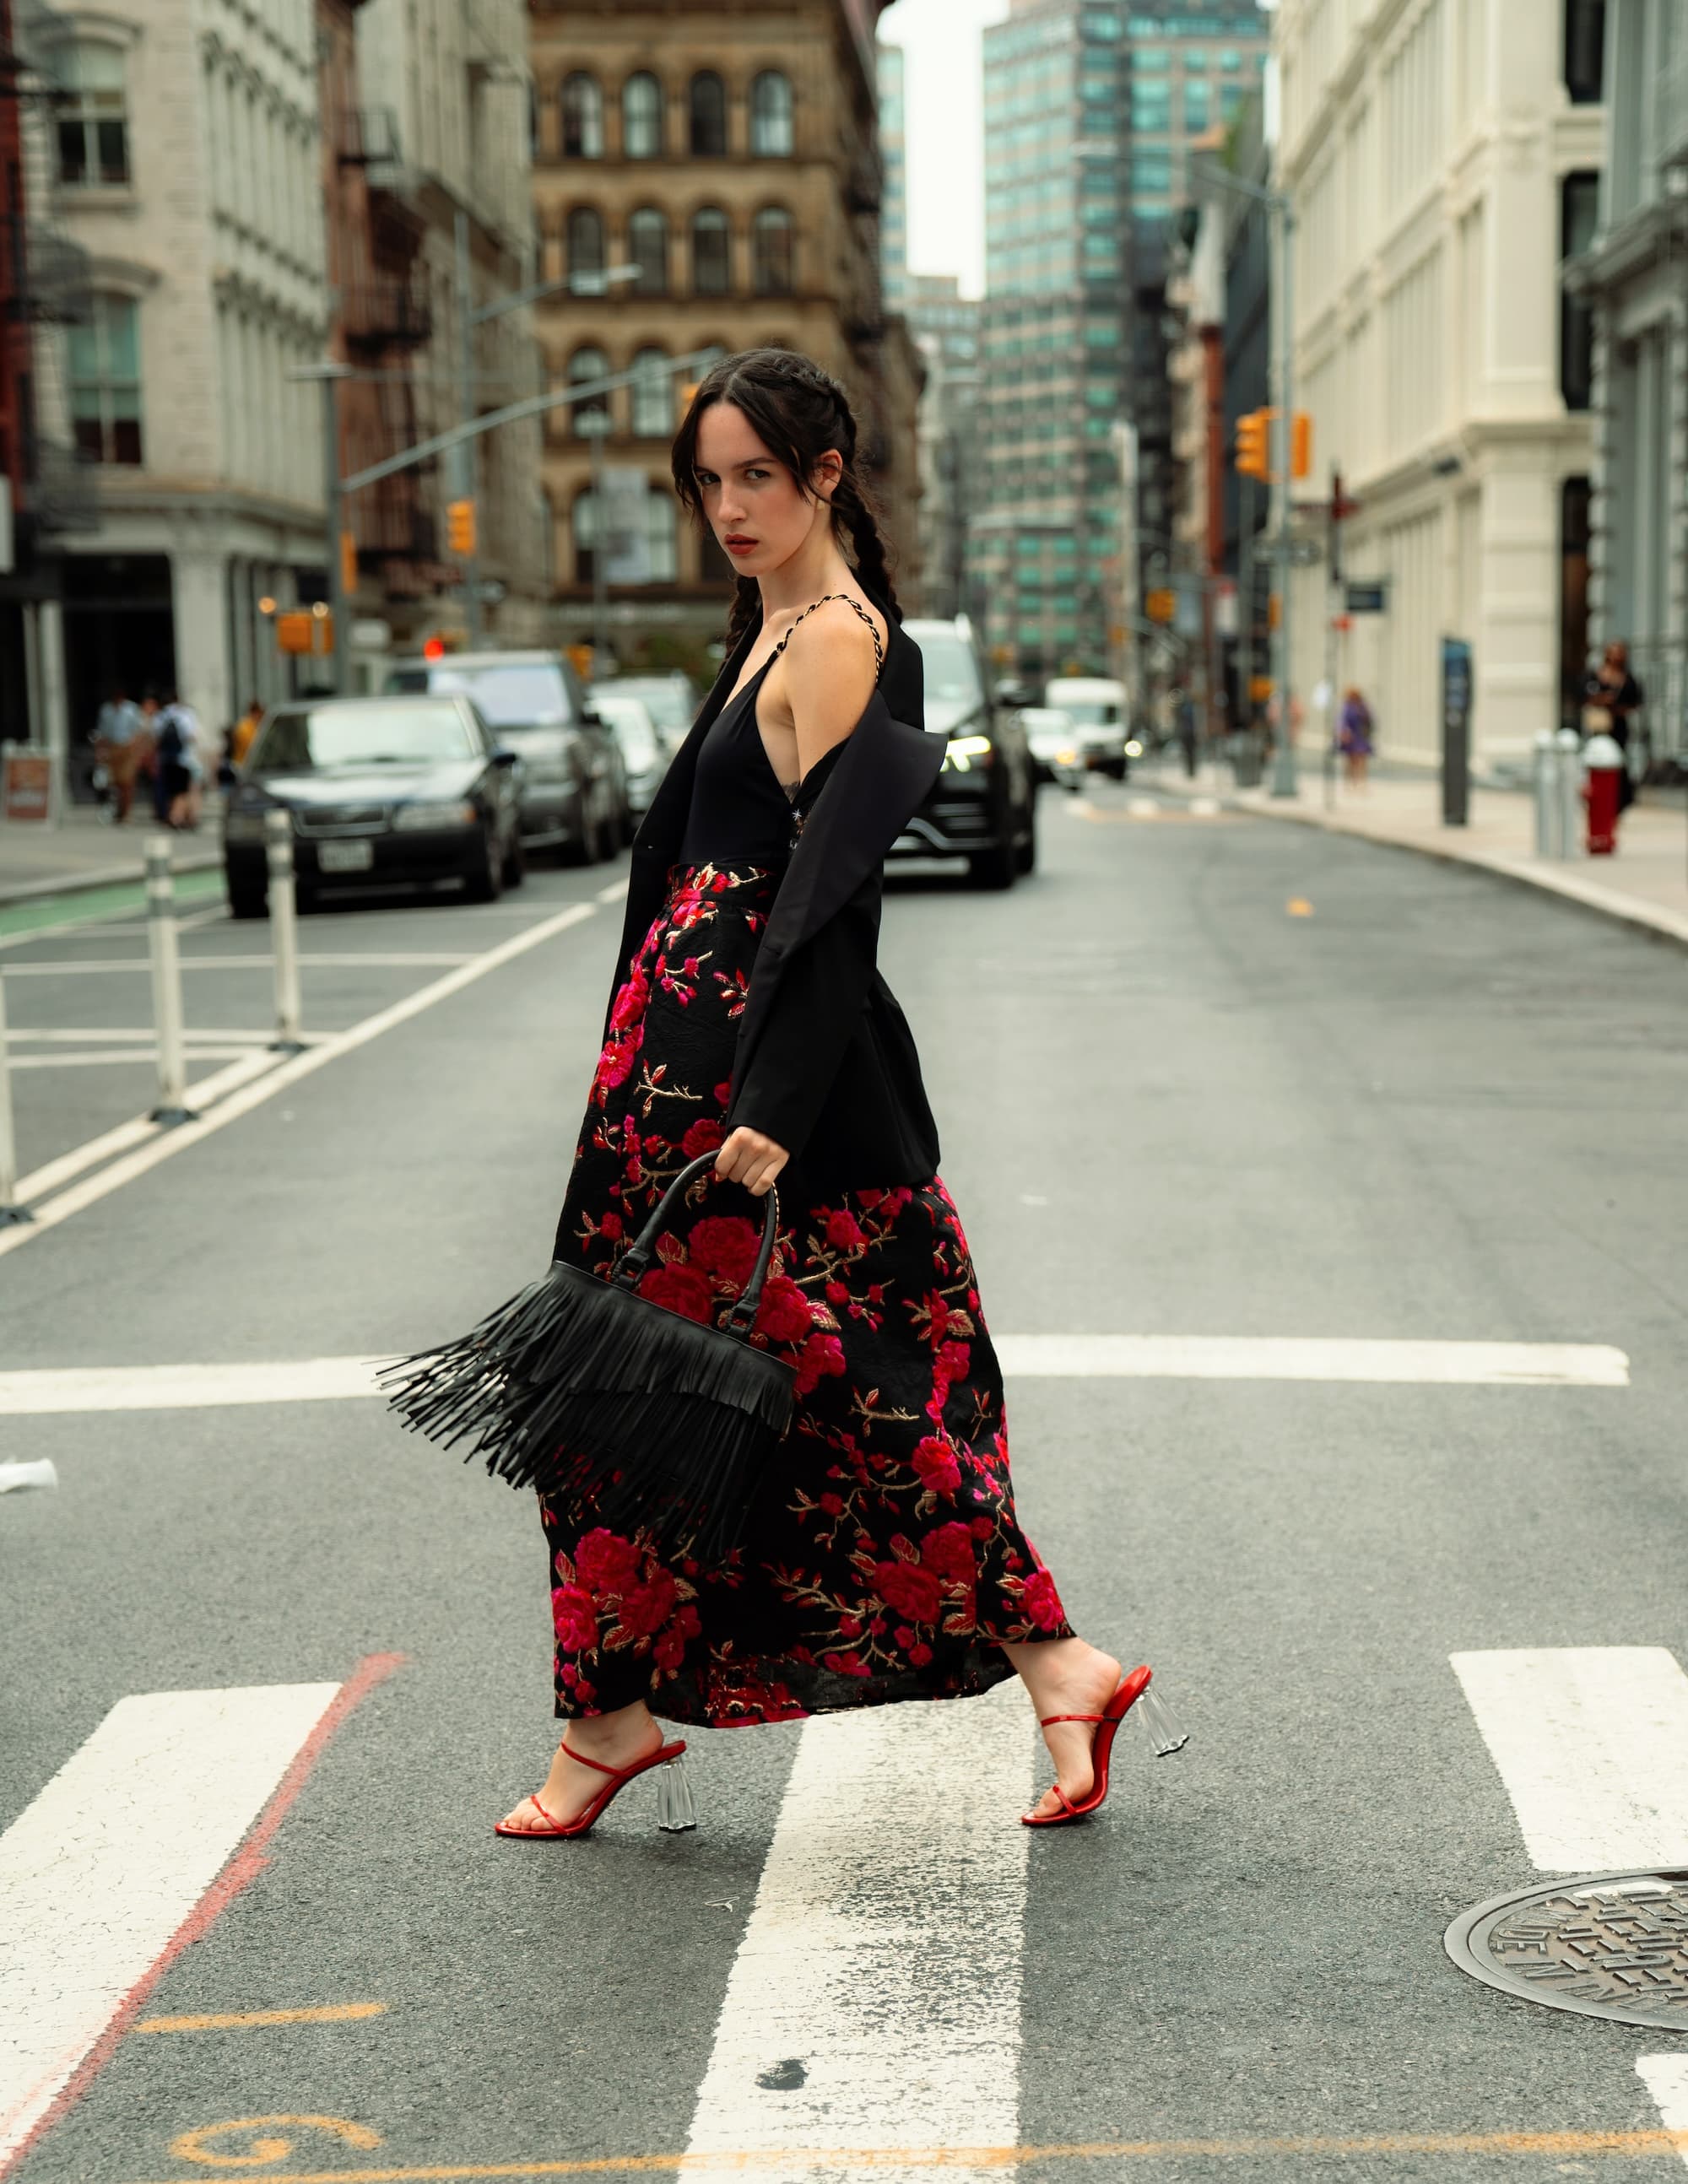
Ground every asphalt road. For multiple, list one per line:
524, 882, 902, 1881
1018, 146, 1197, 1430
3, 785, 1686, 2183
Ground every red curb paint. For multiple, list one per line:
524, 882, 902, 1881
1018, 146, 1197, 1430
0, 1652, 405, 2180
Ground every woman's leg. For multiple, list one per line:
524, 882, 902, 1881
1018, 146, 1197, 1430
499, 1697, 665, 1834
1002, 1635, 1123, 1820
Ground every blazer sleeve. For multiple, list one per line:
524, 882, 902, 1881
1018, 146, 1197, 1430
726, 866, 882, 1160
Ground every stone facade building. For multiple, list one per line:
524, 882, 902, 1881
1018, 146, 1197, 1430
529, 0, 919, 673
1276, 0, 1605, 771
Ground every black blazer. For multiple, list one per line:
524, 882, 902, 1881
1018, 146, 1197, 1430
606, 604, 945, 1199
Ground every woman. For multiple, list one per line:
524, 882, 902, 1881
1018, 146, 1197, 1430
1583, 641, 1643, 813
487, 350, 1180, 1837
1337, 687, 1372, 788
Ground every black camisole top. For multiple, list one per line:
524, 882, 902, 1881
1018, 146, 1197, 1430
678, 595, 888, 868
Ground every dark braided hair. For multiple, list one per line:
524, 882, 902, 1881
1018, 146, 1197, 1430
670, 347, 901, 650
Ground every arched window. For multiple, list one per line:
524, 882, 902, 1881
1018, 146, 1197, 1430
630, 348, 673, 438
560, 73, 603, 159
572, 489, 598, 583
690, 70, 727, 156
566, 207, 605, 289
628, 207, 669, 295
751, 206, 794, 296
568, 344, 610, 432
646, 491, 679, 583
623, 72, 662, 159
749, 71, 793, 157
56, 41, 131, 186
690, 208, 731, 296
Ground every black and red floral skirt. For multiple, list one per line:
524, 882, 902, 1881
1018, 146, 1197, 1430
542, 862, 1071, 1727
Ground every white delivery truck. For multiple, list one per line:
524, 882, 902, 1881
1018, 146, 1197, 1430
1042, 677, 1131, 779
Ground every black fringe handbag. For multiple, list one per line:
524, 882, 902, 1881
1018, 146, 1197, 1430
381, 1154, 796, 1561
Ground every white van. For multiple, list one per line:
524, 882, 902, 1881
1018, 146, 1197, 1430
1043, 677, 1130, 778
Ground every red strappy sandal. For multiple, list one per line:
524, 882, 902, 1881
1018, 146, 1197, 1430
1022, 1663, 1188, 1829
495, 1735, 696, 1841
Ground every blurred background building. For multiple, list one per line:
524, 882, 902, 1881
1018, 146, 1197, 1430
904, 273, 982, 622
532, 0, 922, 679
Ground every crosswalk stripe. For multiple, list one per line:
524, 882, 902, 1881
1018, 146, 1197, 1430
0, 1338, 1630, 1417
684, 1679, 1030, 2180
0, 1682, 342, 2163
1450, 1647, 1688, 1870
1637, 2060, 1688, 2176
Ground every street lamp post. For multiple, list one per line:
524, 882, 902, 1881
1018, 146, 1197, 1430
578, 409, 613, 667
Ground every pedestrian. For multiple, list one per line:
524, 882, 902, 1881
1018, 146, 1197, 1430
1583, 640, 1643, 814
154, 689, 203, 830
138, 692, 169, 823
1337, 685, 1373, 788
1175, 686, 1198, 778
93, 686, 143, 822
391, 347, 1183, 1841
230, 695, 264, 769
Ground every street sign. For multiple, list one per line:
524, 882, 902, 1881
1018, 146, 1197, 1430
1345, 581, 1388, 614
2, 747, 51, 823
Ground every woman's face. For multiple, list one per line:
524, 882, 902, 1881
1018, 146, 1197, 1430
692, 402, 840, 578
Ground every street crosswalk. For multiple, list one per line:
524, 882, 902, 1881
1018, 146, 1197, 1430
4, 1647, 1688, 2174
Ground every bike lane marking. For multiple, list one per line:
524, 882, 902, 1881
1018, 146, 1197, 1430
0, 1656, 402, 2175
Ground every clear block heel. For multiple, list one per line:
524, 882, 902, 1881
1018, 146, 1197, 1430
656, 1754, 697, 1832
1137, 1683, 1189, 1757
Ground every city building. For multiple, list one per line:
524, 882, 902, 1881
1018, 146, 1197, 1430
879, 42, 908, 312
904, 273, 982, 622
1566, 0, 1687, 772
529, 0, 920, 677
1275, 0, 1605, 772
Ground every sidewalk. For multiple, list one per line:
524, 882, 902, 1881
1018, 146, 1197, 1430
1157, 759, 1688, 950
0, 805, 222, 908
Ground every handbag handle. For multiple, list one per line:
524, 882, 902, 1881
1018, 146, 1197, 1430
611, 1150, 782, 1338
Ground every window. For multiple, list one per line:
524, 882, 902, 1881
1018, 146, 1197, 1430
1564, 0, 1605, 104
56, 41, 129, 187
1131, 79, 1171, 129
70, 295, 142, 462
1219, 46, 1241, 70
568, 344, 610, 431
750, 70, 793, 156
1220, 82, 1244, 121
566, 207, 606, 288
691, 208, 731, 295
623, 72, 662, 158
1561, 171, 1599, 410
751, 206, 794, 295
646, 492, 679, 582
572, 489, 598, 583
560, 72, 603, 158
1133, 46, 1168, 70
690, 71, 728, 156
629, 207, 669, 295
1184, 78, 1210, 130
630, 347, 673, 437
1131, 149, 1171, 195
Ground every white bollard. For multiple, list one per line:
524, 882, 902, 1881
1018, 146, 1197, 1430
1555, 728, 1582, 862
0, 974, 32, 1227
145, 832, 196, 1125
265, 808, 304, 1051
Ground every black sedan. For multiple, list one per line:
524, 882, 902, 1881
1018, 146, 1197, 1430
223, 694, 524, 917
891, 617, 1036, 889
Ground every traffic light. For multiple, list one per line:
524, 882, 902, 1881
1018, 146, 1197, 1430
1290, 411, 1313, 480
1145, 587, 1176, 624
340, 528, 358, 596
446, 499, 477, 557
1236, 408, 1273, 480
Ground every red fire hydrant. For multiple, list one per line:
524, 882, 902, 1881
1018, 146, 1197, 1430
1582, 730, 1626, 855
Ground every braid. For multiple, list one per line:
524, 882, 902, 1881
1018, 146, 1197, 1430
832, 472, 901, 624
725, 575, 760, 649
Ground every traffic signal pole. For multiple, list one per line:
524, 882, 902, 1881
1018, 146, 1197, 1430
454, 211, 484, 647
1269, 191, 1297, 798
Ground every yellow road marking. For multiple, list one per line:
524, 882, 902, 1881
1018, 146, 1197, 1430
1286, 896, 1315, 916
122, 2126, 1688, 2181
137, 2004, 388, 2035
171, 2116, 383, 2167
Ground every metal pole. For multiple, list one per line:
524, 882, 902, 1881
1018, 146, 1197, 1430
265, 810, 304, 1051
456, 209, 484, 646
1269, 192, 1298, 797
145, 834, 195, 1126
1555, 727, 1582, 860
0, 975, 32, 1226
590, 419, 609, 668
323, 376, 348, 697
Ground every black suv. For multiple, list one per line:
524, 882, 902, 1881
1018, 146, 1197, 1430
890, 617, 1036, 889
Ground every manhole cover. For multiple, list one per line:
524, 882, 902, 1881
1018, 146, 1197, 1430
1446, 1871, 1688, 2029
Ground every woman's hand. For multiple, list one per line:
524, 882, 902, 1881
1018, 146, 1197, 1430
715, 1126, 788, 1197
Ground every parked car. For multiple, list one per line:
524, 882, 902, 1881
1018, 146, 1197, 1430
1020, 707, 1086, 792
223, 694, 523, 917
1044, 675, 1130, 777
384, 649, 627, 862
892, 617, 1037, 889
591, 673, 698, 758
591, 690, 668, 817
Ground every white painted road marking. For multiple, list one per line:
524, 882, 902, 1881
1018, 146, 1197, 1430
7, 1048, 262, 1070
1637, 2058, 1688, 2175
0, 953, 478, 976
1451, 1648, 1688, 1870
0, 1336, 1634, 1415
684, 1679, 1029, 2182
0, 1682, 342, 2164
11, 1052, 279, 1208
0, 900, 597, 1261
993, 1334, 1629, 1387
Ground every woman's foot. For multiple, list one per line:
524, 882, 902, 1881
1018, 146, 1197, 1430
1003, 1638, 1123, 1822
499, 1704, 664, 1835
